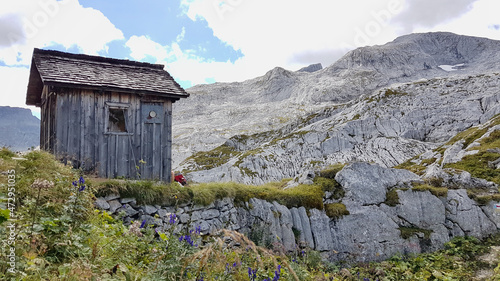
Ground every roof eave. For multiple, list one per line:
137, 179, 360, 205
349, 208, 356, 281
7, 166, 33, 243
25, 56, 44, 107
44, 81, 190, 100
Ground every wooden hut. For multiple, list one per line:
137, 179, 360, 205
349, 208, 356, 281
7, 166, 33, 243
25, 48, 189, 182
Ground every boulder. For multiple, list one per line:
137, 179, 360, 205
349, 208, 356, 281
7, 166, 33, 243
335, 162, 419, 207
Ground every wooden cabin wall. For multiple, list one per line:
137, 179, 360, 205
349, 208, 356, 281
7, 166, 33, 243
49, 88, 173, 182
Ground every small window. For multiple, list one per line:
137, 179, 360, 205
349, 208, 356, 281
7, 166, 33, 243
105, 102, 131, 134
108, 108, 127, 132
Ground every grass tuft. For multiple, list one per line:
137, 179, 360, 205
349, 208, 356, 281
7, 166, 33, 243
399, 227, 433, 239
324, 203, 349, 219
412, 184, 448, 197
384, 189, 400, 207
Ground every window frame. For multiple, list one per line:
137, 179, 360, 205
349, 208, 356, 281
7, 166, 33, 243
104, 102, 133, 135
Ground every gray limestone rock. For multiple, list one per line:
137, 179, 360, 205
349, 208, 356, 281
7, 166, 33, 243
273, 202, 296, 252
104, 193, 120, 201
179, 213, 191, 224
142, 205, 157, 215
157, 208, 169, 218
309, 209, 334, 251
119, 198, 136, 204
290, 207, 314, 248
335, 163, 420, 207
395, 189, 446, 229
445, 189, 497, 238
330, 206, 405, 262
108, 200, 122, 214
201, 209, 220, 220
481, 201, 500, 229
191, 211, 202, 221
95, 198, 110, 210
117, 204, 139, 217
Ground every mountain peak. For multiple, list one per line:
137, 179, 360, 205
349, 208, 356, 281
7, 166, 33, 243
298, 63, 323, 73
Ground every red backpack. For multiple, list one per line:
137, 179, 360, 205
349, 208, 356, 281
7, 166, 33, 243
174, 173, 187, 186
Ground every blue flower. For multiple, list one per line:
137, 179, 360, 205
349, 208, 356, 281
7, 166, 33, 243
247, 268, 257, 280
78, 185, 86, 192
79, 176, 85, 184
169, 214, 176, 224
184, 235, 194, 246
72, 181, 78, 187
140, 219, 146, 228
179, 235, 184, 242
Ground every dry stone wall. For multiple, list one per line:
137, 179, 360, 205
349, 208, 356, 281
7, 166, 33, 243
95, 163, 500, 263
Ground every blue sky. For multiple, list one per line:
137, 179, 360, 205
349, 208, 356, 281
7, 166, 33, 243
1, 0, 499, 118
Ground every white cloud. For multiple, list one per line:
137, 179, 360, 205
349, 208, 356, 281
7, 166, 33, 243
176, 0, 500, 85
0, 0, 124, 66
0, 0, 124, 111
0, 66, 39, 115
391, 0, 478, 33
411, 0, 500, 41
182, 0, 404, 69
125, 34, 246, 85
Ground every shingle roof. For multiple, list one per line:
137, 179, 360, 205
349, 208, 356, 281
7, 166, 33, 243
26, 48, 189, 106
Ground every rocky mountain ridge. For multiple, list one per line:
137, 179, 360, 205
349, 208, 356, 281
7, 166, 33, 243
0, 106, 40, 151
173, 32, 500, 183
180, 72, 500, 184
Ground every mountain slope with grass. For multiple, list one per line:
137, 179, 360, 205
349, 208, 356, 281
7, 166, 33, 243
2, 147, 500, 280
181, 72, 500, 184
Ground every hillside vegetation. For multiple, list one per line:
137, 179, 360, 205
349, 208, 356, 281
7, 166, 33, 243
1, 149, 500, 280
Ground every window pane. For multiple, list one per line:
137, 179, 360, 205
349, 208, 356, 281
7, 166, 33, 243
108, 108, 127, 132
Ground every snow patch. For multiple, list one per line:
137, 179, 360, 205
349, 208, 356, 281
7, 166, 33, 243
438, 63, 465, 71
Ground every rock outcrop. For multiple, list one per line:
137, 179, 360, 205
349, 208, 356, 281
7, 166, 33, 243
96, 162, 500, 263
173, 32, 500, 175
298, 63, 323, 73
182, 72, 500, 184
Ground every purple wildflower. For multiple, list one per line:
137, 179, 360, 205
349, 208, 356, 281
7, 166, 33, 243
184, 235, 194, 246
78, 185, 85, 192
72, 181, 78, 187
248, 267, 257, 280
140, 219, 146, 228
169, 214, 176, 224
79, 176, 85, 184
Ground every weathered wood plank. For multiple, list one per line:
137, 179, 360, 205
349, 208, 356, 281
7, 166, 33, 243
165, 101, 173, 182
97, 92, 107, 177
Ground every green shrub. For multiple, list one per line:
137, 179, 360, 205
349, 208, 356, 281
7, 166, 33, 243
324, 203, 349, 219
0, 147, 15, 159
